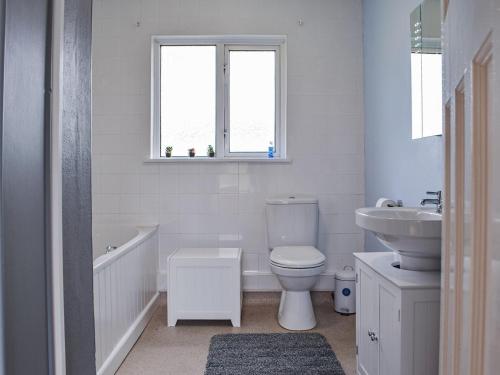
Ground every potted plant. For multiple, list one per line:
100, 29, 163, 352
188, 148, 196, 157
207, 145, 215, 157
165, 146, 173, 158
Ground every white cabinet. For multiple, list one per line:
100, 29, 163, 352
167, 248, 242, 327
354, 252, 440, 375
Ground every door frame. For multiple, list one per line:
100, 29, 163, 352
1, 0, 58, 373
452, 78, 465, 374
469, 33, 493, 375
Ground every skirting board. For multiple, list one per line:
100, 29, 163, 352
97, 292, 159, 375
158, 271, 337, 292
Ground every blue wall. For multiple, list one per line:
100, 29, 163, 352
363, 0, 444, 251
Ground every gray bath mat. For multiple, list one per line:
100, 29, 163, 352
205, 333, 345, 375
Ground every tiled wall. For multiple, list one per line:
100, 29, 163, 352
92, 0, 365, 290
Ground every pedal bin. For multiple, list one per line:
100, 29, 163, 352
334, 266, 356, 314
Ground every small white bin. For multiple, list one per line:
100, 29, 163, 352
334, 266, 356, 315
167, 248, 242, 327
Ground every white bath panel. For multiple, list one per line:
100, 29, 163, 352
94, 226, 159, 375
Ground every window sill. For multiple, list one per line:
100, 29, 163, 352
144, 157, 292, 164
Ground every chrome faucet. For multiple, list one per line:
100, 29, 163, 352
421, 191, 442, 213
105, 245, 118, 254
386, 200, 403, 208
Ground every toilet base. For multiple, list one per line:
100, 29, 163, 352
278, 290, 317, 330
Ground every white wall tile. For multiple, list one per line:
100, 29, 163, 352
98, 174, 122, 194
177, 174, 203, 194
160, 194, 179, 214
216, 214, 240, 236
202, 162, 238, 175
217, 174, 239, 194
159, 214, 179, 234
141, 194, 160, 214
119, 194, 142, 214
120, 174, 142, 194
93, 194, 120, 214
218, 194, 238, 215
238, 193, 265, 214
141, 174, 160, 194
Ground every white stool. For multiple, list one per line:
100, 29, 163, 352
167, 248, 242, 327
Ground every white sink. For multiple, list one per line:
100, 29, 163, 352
355, 207, 442, 271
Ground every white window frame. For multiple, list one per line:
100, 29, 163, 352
150, 35, 287, 161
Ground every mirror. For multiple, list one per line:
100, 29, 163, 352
410, 0, 442, 139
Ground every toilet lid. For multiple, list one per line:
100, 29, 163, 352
270, 246, 326, 268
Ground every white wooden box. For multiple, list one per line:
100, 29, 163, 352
167, 248, 242, 327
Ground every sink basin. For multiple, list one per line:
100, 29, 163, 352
355, 207, 442, 271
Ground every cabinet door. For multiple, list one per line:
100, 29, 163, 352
378, 282, 401, 375
357, 265, 379, 375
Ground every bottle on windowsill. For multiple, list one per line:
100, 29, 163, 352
268, 141, 274, 158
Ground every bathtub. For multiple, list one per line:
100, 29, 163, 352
93, 225, 159, 375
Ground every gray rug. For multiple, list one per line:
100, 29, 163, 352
205, 333, 346, 375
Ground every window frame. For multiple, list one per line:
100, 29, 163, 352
150, 35, 287, 160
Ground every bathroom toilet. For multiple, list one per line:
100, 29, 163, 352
266, 195, 325, 330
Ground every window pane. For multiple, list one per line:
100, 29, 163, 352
160, 46, 216, 157
421, 53, 443, 137
229, 50, 276, 153
411, 52, 423, 139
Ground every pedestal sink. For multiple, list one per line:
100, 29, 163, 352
355, 207, 442, 271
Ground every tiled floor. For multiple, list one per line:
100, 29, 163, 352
117, 292, 356, 375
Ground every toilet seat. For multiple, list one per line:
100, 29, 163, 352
270, 246, 326, 269
270, 262, 325, 277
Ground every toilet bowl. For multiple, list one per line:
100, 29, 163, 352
270, 245, 326, 330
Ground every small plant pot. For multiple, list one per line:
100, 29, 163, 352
208, 151, 215, 158
165, 152, 172, 158
188, 151, 196, 158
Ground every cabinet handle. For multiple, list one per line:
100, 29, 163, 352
368, 330, 378, 342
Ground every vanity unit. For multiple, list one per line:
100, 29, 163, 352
354, 252, 440, 375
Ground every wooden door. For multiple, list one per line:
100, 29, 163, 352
441, 28, 499, 375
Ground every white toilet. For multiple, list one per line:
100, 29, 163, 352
266, 195, 326, 330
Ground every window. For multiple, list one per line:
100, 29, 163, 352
151, 36, 287, 160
